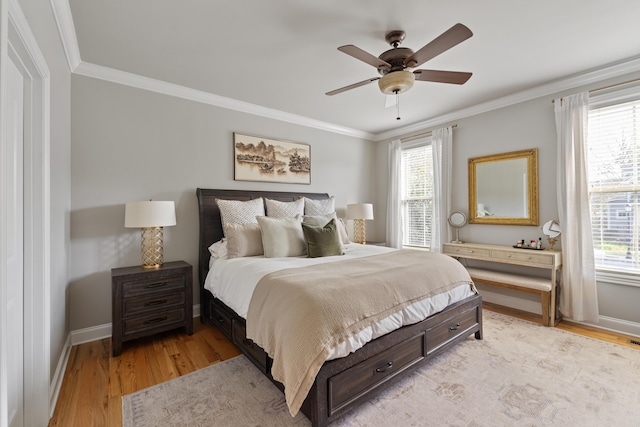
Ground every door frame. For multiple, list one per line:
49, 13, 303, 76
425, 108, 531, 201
0, 0, 51, 425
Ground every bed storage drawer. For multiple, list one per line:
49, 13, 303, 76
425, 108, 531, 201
210, 300, 234, 338
327, 332, 425, 415
426, 306, 479, 355
232, 320, 268, 373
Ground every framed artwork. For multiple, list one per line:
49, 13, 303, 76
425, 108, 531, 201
233, 133, 311, 184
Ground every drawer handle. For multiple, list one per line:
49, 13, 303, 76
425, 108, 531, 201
144, 299, 167, 307
375, 361, 394, 374
449, 323, 461, 331
216, 315, 226, 324
143, 282, 167, 289
242, 338, 254, 348
144, 316, 168, 325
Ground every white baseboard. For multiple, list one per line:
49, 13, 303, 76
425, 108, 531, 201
575, 315, 640, 339
49, 333, 72, 418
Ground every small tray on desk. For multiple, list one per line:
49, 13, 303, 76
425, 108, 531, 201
512, 245, 544, 251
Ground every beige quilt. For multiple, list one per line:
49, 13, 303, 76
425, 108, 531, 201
246, 249, 475, 416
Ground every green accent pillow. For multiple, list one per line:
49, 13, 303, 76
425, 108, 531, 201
301, 218, 344, 258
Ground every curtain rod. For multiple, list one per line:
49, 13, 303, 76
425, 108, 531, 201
400, 124, 457, 142
552, 77, 640, 103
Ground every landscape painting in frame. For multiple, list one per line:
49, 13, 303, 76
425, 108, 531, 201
234, 133, 311, 184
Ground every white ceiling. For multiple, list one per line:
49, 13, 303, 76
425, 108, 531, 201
67, 0, 640, 137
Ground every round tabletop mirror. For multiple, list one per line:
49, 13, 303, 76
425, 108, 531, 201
448, 212, 467, 244
542, 220, 561, 250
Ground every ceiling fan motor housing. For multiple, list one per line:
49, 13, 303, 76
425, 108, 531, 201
377, 47, 415, 75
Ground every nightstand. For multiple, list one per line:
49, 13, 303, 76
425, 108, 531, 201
111, 260, 193, 356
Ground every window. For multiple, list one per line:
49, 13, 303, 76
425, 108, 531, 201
588, 93, 640, 273
401, 140, 433, 248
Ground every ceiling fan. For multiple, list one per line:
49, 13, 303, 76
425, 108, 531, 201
326, 23, 473, 97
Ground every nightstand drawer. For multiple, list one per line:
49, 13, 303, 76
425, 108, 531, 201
123, 308, 186, 336
123, 291, 185, 316
122, 274, 185, 297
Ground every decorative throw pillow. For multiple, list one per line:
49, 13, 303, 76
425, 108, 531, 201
216, 197, 265, 234
303, 213, 350, 245
257, 216, 306, 258
301, 219, 344, 258
304, 196, 335, 216
224, 223, 264, 259
265, 197, 304, 218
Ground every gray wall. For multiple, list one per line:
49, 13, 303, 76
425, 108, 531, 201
375, 73, 640, 334
70, 75, 377, 330
18, 0, 72, 382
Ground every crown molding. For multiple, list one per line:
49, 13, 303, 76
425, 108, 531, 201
50, 0, 640, 142
49, 0, 80, 71
73, 62, 374, 140
375, 56, 640, 141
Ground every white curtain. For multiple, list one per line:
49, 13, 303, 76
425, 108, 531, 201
431, 126, 453, 252
554, 92, 599, 322
386, 139, 403, 248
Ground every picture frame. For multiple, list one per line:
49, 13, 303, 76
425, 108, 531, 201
233, 133, 311, 184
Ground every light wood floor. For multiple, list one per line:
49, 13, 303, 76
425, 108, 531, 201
48, 305, 639, 426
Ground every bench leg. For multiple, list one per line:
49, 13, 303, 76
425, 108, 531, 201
541, 291, 551, 326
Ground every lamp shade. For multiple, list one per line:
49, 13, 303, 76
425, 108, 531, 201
346, 203, 374, 220
125, 201, 176, 228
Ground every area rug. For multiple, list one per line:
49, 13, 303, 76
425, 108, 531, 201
122, 311, 640, 426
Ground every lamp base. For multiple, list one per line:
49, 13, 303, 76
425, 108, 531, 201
353, 219, 367, 245
141, 227, 164, 268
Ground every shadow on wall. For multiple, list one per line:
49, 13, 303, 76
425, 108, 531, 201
71, 204, 140, 270
69, 271, 112, 331
70, 204, 140, 330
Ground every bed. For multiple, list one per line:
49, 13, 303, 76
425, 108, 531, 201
197, 188, 483, 427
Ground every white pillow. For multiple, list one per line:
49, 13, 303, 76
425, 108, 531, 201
225, 223, 264, 259
208, 239, 228, 259
304, 196, 335, 215
337, 218, 350, 244
216, 197, 265, 233
265, 198, 304, 218
257, 216, 306, 258
303, 214, 349, 248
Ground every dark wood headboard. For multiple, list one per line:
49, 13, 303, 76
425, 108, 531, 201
196, 188, 329, 297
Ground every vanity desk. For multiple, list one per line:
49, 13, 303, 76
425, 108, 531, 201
443, 242, 562, 326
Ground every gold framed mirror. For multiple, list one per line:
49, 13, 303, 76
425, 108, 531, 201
468, 148, 538, 225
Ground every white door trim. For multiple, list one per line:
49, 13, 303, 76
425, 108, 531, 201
0, 0, 51, 425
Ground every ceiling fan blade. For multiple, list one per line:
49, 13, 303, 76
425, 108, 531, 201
338, 45, 391, 70
413, 69, 472, 85
326, 77, 381, 96
405, 23, 473, 68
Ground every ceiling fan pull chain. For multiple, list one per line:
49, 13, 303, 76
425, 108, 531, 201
396, 90, 401, 120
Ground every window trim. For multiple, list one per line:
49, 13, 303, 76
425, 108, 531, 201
588, 85, 640, 280
400, 137, 433, 248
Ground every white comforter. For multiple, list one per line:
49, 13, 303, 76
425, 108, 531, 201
205, 244, 475, 360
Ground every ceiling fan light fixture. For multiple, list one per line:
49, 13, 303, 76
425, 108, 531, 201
378, 70, 415, 95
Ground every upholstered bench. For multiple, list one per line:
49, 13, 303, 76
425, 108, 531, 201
465, 267, 556, 326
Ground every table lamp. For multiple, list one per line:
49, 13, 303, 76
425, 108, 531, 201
125, 200, 176, 267
347, 203, 374, 244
